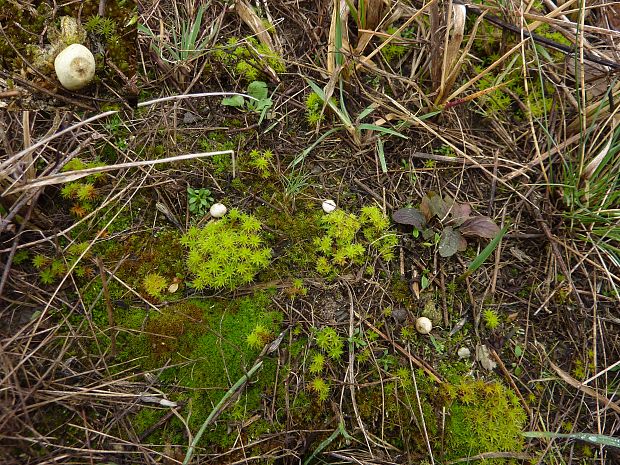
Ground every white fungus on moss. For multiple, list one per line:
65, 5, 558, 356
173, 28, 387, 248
322, 199, 337, 213
209, 203, 227, 218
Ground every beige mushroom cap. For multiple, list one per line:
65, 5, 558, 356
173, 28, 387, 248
54, 44, 95, 90
415, 316, 433, 334
209, 203, 227, 218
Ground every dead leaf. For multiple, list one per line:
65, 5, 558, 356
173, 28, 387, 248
168, 283, 179, 293
459, 216, 500, 238
438, 226, 463, 257
449, 202, 471, 225
393, 207, 427, 229
427, 192, 449, 219
421, 192, 449, 221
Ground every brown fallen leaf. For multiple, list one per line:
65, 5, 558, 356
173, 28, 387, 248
460, 216, 501, 238
392, 207, 427, 229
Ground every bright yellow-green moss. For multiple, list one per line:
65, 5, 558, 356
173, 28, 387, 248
181, 209, 272, 290
442, 378, 527, 463
314, 205, 397, 276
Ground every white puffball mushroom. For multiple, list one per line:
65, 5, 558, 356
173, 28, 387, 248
322, 199, 337, 213
415, 316, 433, 335
457, 347, 471, 359
54, 44, 96, 90
209, 203, 227, 218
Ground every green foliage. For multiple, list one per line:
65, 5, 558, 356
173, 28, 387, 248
483, 308, 501, 330
187, 187, 213, 216
118, 293, 281, 450
471, 40, 554, 120
248, 149, 274, 178
221, 81, 273, 123
84, 15, 117, 38
33, 242, 92, 285
32, 254, 49, 269
180, 209, 272, 290
380, 26, 413, 63
212, 36, 285, 82
309, 352, 325, 374
314, 205, 397, 275
138, 4, 208, 64
442, 378, 527, 463
60, 158, 107, 218
13, 249, 29, 265
315, 327, 344, 360
142, 272, 167, 299
309, 376, 330, 402
304, 91, 338, 126
246, 323, 272, 349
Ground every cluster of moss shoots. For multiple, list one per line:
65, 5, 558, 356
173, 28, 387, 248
314, 205, 398, 276
469, 4, 571, 120
60, 158, 107, 218
181, 209, 272, 290
212, 36, 285, 82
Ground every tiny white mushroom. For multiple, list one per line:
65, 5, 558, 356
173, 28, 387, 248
209, 203, 227, 218
415, 316, 432, 335
322, 199, 337, 213
457, 347, 471, 359
54, 43, 96, 90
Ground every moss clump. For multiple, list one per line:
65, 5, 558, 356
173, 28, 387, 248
442, 378, 527, 463
181, 209, 272, 290
142, 273, 167, 299
145, 302, 204, 357
211, 36, 285, 81
59, 157, 108, 218
314, 205, 397, 276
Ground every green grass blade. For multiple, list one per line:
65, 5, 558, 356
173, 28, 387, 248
187, 4, 205, 56
183, 361, 263, 465
357, 105, 375, 121
305, 78, 351, 126
459, 224, 509, 281
523, 431, 620, 449
291, 128, 342, 167
335, 6, 343, 67
377, 137, 387, 173
358, 123, 408, 139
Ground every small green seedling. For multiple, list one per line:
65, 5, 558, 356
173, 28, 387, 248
221, 81, 273, 123
187, 187, 214, 216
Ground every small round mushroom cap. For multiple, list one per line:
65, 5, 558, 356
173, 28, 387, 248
54, 44, 96, 90
209, 203, 227, 218
415, 316, 432, 334
322, 199, 337, 213
457, 347, 471, 359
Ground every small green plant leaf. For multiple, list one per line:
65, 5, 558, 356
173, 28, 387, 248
357, 123, 408, 139
221, 95, 245, 108
460, 215, 501, 238
392, 207, 427, 229
459, 223, 510, 280
247, 80, 268, 100
438, 226, 466, 257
